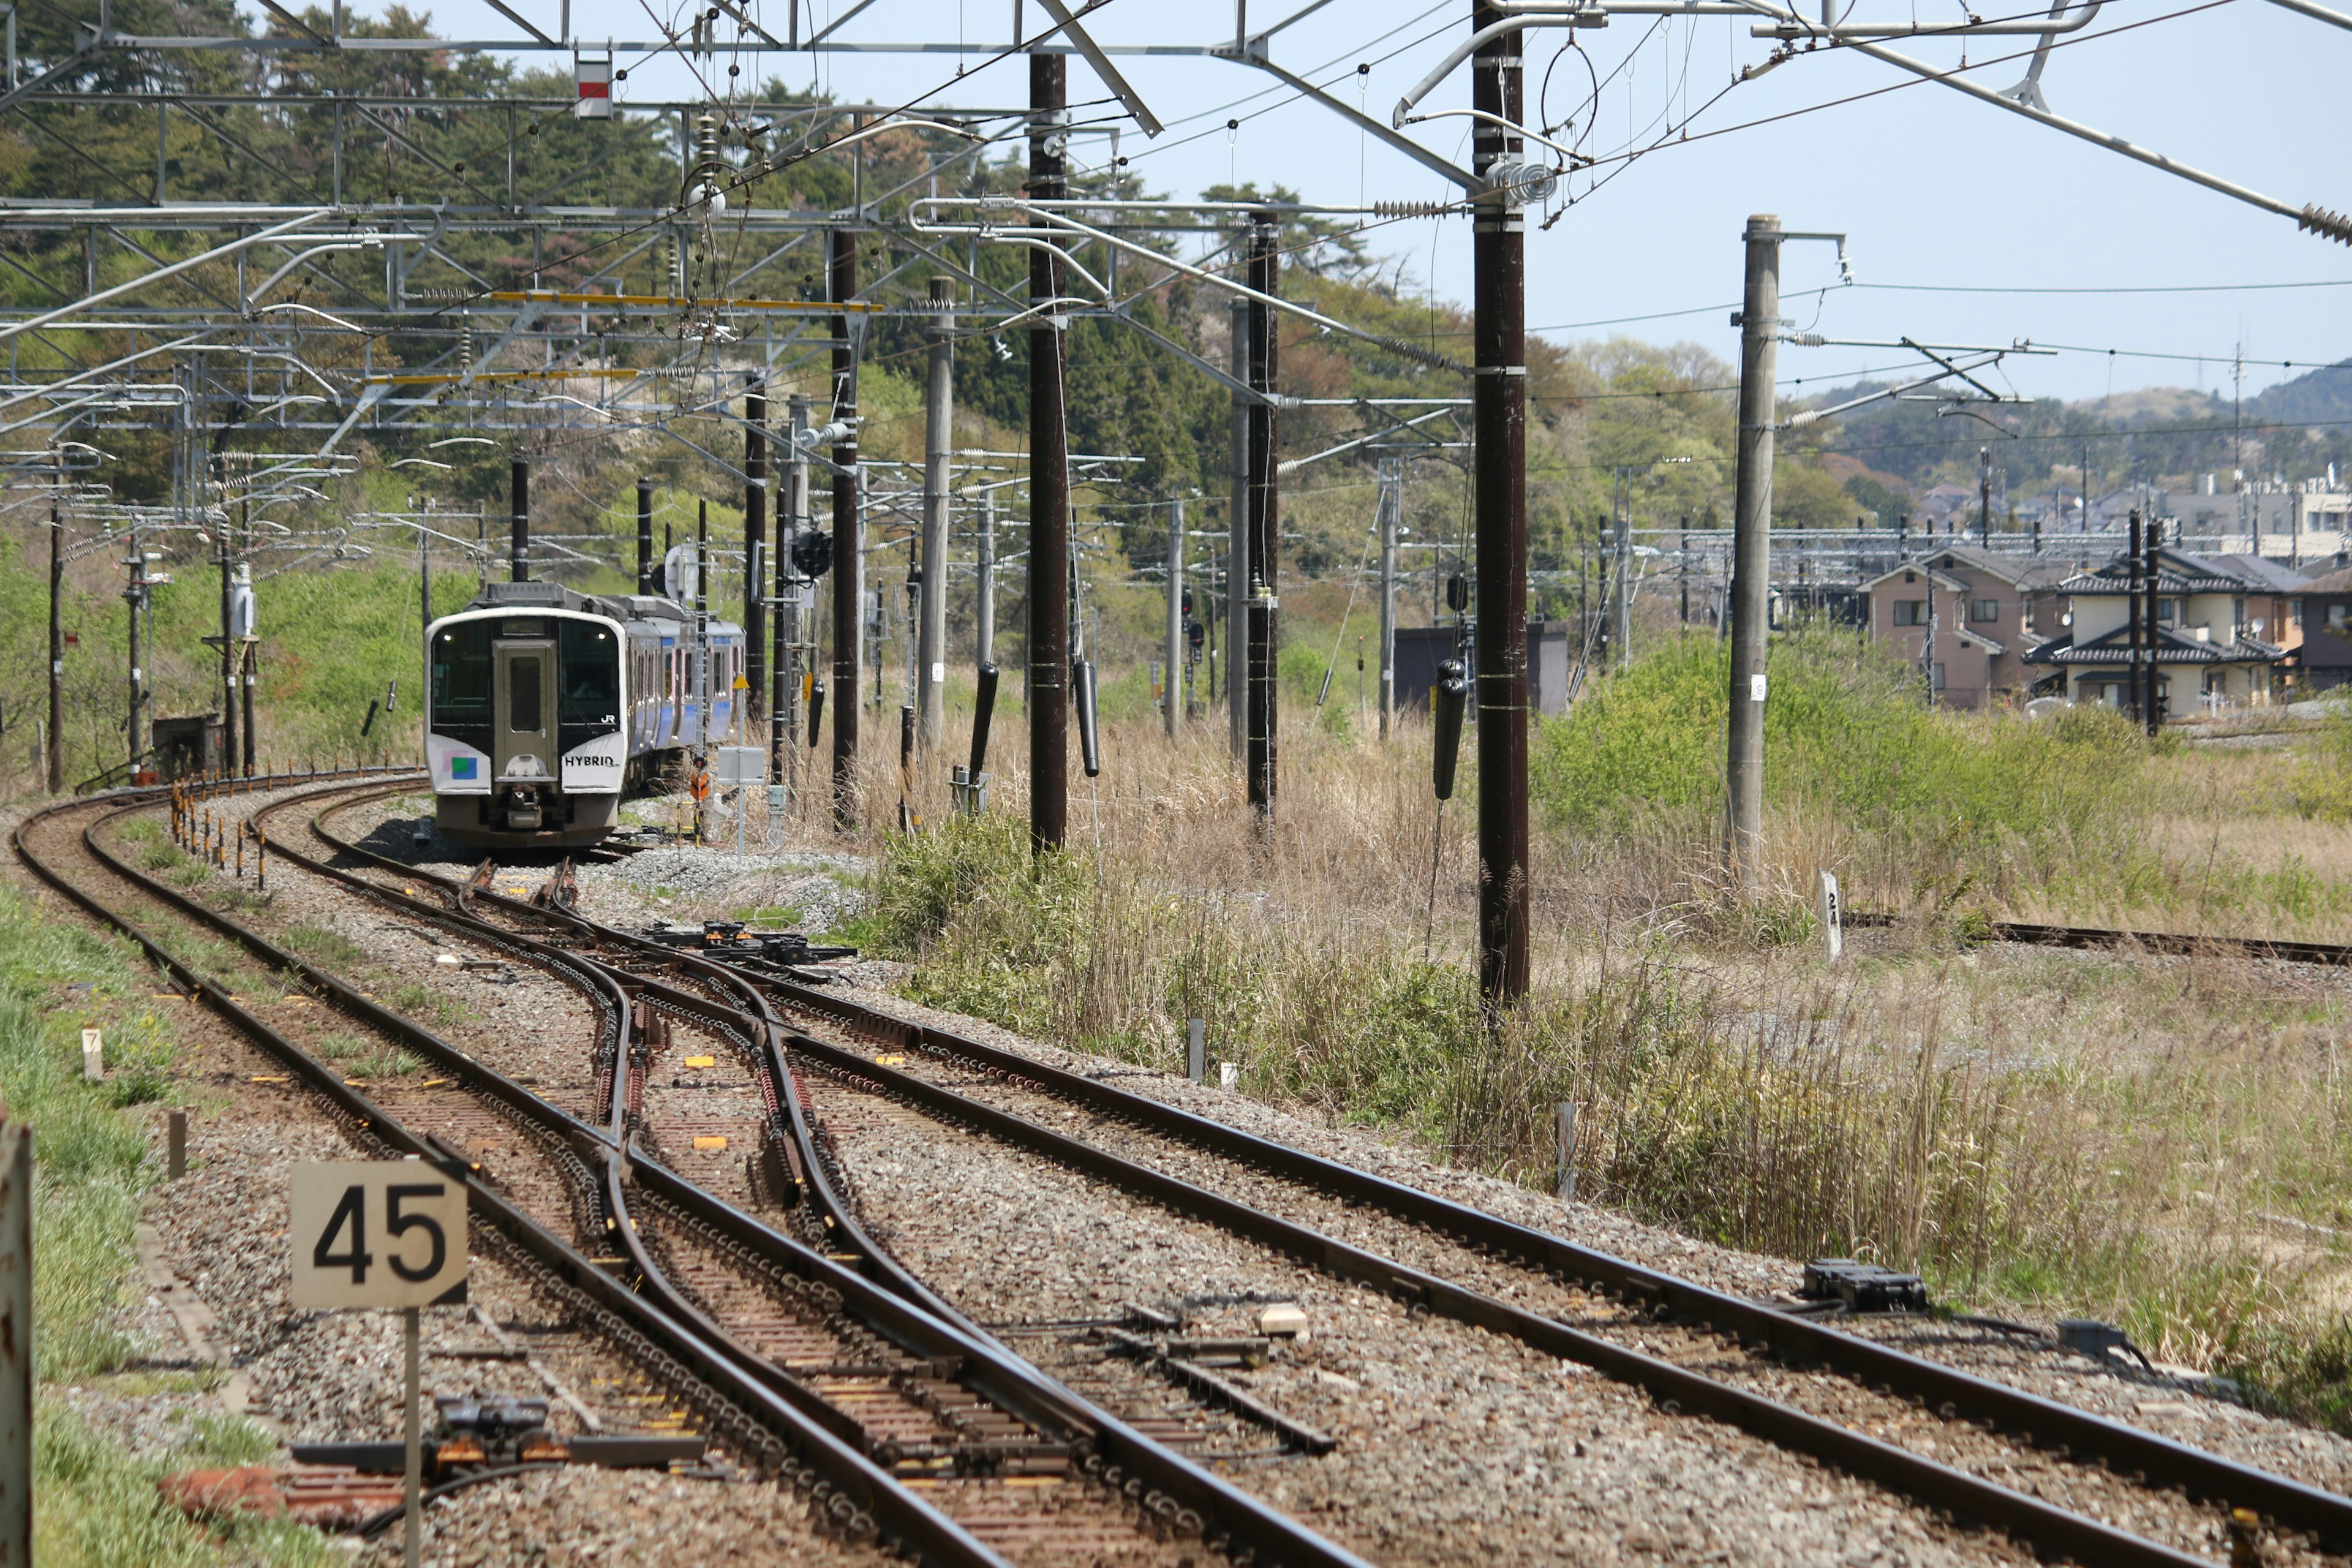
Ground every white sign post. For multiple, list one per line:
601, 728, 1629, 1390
1818, 869, 1844, 964
292, 1161, 468, 1568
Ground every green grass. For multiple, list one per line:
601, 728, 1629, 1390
277, 923, 362, 970
0, 883, 331, 1566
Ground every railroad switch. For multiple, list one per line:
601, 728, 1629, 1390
641, 918, 858, 971
290, 1394, 704, 1480
1800, 1259, 1929, 1314
2056, 1318, 2157, 1371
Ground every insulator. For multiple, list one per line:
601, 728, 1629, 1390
459, 320, 475, 370
1376, 334, 1471, 374
2301, 203, 2352, 246
1372, 199, 1452, 219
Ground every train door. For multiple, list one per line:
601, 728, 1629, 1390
494, 639, 556, 780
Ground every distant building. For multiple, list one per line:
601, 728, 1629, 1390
2286, 563, 2352, 690
2155, 482, 2352, 559
1858, 546, 2071, 709
2023, 548, 2284, 712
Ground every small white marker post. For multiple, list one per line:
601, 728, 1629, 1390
78, 1028, 102, 1082
1554, 1102, 1578, 1203
1819, 869, 1844, 964
292, 1160, 468, 1568
1186, 1020, 1205, 1085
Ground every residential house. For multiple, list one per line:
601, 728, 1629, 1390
1859, 546, 2072, 709
2023, 548, 2284, 713
2287, 564, 2352, 690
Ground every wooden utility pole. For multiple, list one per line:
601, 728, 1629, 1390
1028, 50, 1069, 852
1472, 0, 1531, 1000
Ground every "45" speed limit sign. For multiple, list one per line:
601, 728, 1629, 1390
290, 1161, 469, 1309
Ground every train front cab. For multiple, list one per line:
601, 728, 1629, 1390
428, 596, 626, 849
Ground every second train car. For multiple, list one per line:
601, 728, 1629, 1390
425, 579, 745, 848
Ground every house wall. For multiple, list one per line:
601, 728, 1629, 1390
1866, 562, 2030, 709
2073, 660, 2267, 711
2296, 593, 2352, 683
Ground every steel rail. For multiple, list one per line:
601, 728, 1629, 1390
752, 972, 2352, 1553
301, 797, 1385, 1568
248, 786, 1107, 1466
347, 837, 2223, 1566
11, 778, 1014, 1568
1850, 909, 2352, 967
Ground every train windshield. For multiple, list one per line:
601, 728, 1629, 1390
432, 620, 493, 723
559, 621, 620, 728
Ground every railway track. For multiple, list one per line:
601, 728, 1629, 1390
290, 791, 2352, 1568
214, 776, 1372, 1568
15, 776, 1297, 1568
1852, 909, 2352, 968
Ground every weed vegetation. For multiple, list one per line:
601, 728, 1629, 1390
867, 627, 2352, 1432
0, 883, 328, 1564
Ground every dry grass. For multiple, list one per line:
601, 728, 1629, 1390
815, 639, 2352, 1429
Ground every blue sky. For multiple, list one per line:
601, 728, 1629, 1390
310, 0, 2352, 403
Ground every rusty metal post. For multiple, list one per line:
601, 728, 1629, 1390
0, 1120, 30, 1568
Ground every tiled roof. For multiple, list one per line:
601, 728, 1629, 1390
2059, 546, 2269, 595
2023, 624, 2284, 666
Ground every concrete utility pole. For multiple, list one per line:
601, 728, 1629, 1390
123, 535, 148, 768
510, 459, 529, 581
46, 490, 61, 792
744, 375, 767, 744
1612, 517, 1632, 670
1028, 49, 1070, 853
830, 228, 862, 830
976, 492, 996, 668
775, 395, 808, 778
1245, 213, 1280, 816
1472, 2, 1531, 1001
636, 478, 655, 594
220, 513, 238, 769
1164, 497, 1184, 738
1978, 445, 1993, 549
918, 275, 954, 756
1227, 293, 1250, 761
1725, 214, 1782, 894
2127, 510, 2144, 726
1378, 458, 1400, 739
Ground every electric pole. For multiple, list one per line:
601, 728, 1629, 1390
510, 460, 529, 581
1165, 497, 1184, 739
1227, 293, 1249, 761
1028, 50, 1070, 852
830, 227, 862, 831
636, 478, 655, 594
1978, 445, 1992, 549
46, 488, 61, 792
219, 504, 237, 770
976, 492, 996, 668
775, 394, 809, 782
744, 375, 767, 747
1725, 215, 1781, 894
1472, 2, 1531, 1001
1245, 212, 1280, 816
1378, 458, 1400, 739
919, 275, 954, 758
